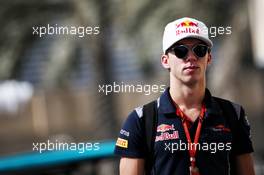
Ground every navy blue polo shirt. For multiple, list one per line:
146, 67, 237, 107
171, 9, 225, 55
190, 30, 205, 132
114, 88, 253, 175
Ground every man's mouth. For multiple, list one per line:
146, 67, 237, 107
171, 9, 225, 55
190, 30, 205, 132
183, 65, 199, 70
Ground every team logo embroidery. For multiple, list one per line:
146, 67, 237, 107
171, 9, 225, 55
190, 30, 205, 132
211, 125, 231, 132
116, 138, 128, 148
155, 124, 179, 142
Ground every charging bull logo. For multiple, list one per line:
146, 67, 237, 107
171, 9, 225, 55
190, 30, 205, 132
157, 124, 175, 132
176, 20, 198, 28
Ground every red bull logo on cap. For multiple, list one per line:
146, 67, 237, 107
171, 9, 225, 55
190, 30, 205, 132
157, 124, 175, 132
176, 20, 198, 28
175, 20, 200, 36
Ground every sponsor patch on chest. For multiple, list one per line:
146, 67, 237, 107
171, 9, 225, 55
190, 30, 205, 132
155, 124, 179, 142
155, 131, 179, 142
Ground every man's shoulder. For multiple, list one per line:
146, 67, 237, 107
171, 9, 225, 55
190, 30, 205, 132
211, 95, 242, 119
134, 106, 143, 118
132, 98, 160, 119
212, 96, 241, 106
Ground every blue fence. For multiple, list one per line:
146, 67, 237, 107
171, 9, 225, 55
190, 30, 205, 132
0, 140, 116, 173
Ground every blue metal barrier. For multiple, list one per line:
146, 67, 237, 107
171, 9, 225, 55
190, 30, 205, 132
0, 140, 116, 172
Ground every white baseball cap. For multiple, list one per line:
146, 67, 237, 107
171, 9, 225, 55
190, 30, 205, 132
162, 17, 213, 53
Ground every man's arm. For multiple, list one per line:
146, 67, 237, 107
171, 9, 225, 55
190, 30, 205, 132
120, 157, 145, 175
235, 153, 255, 175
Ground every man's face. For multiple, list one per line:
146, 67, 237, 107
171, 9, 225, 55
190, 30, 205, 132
161, 38, 212, 86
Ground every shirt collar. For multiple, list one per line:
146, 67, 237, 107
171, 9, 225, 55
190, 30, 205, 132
159, 87, 222, 118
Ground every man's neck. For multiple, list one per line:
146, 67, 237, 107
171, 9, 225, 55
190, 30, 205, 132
169, 80, 205, 110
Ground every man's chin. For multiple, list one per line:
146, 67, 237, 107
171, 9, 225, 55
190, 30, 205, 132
182, 77, 200, 86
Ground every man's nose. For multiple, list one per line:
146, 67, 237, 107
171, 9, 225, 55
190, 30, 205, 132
185, 50, 198, 62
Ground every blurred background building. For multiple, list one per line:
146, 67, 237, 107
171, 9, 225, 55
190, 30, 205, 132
0, 0, 263, 174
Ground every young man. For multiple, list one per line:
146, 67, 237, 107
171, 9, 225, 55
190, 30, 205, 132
114, 17, 255, 175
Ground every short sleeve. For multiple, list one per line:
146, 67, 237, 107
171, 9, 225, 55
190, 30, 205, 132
231, 106, 254, 155
114, 110, 146, 158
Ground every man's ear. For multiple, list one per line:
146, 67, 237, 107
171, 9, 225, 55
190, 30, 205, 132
161, 54, 170, 69
207, 53, 212, 65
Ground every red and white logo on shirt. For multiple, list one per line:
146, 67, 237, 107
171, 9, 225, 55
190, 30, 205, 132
155, 124, 179, 142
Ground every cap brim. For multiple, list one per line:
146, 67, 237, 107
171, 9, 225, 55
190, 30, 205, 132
175, 35, 213, 47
